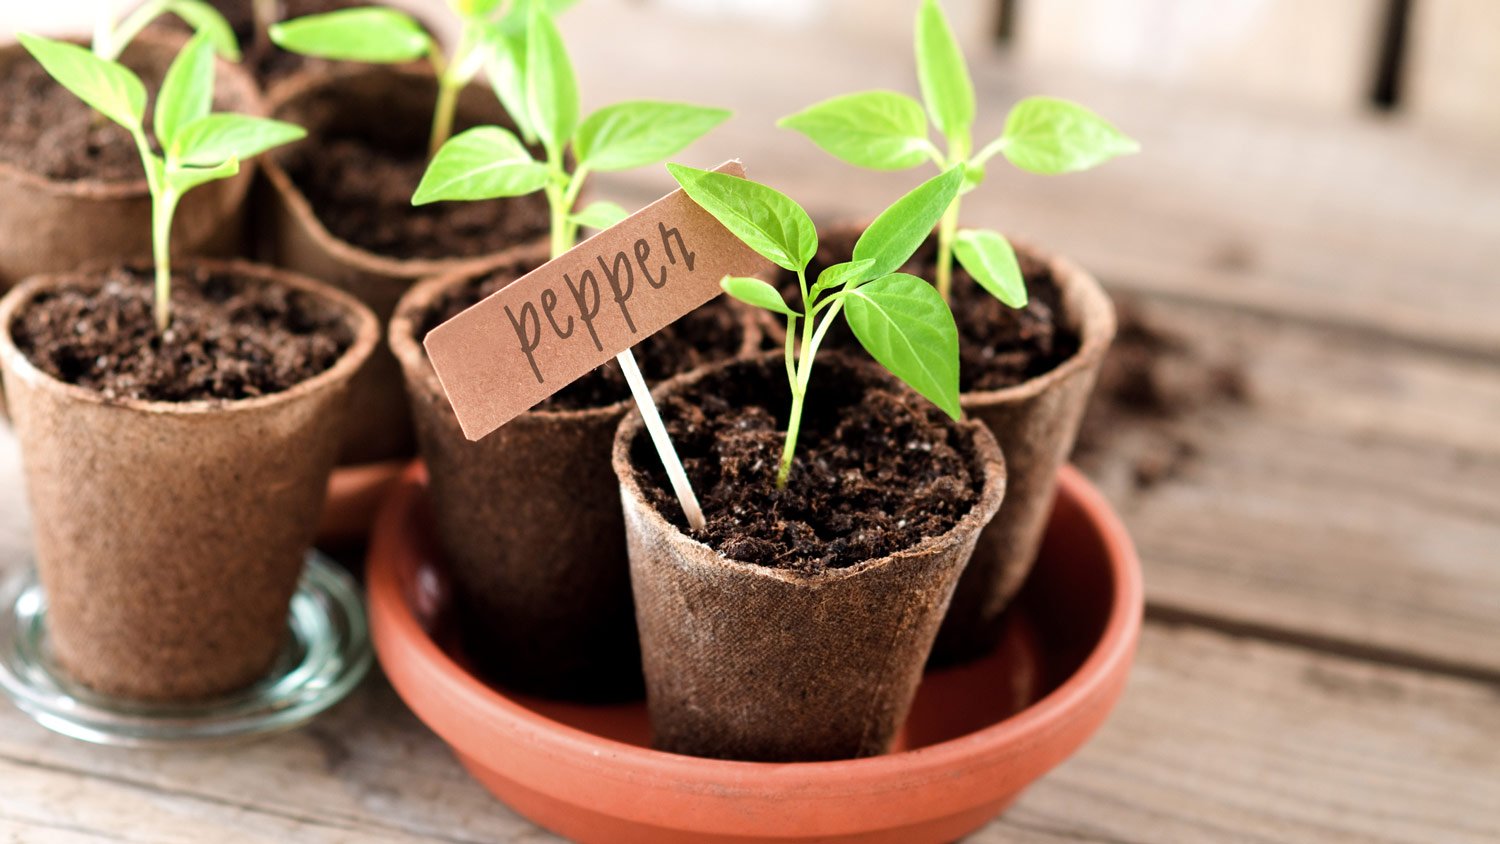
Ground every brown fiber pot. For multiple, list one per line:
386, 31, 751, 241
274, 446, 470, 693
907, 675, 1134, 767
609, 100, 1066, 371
259, 65, 545, 466
0, 260, 378, 702
612, 354, 1008, 762
934, 239, 1116, 662
389, 255, 762, 701
0, 33, 260, 291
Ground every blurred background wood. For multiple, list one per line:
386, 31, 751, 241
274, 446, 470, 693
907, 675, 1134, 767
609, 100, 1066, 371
1, 1, 1498, 841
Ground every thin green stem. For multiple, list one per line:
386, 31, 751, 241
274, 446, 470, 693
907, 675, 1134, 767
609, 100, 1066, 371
427, 26, 477, 158
776, 269, 817, 489
971, 135, 1008, 168
934, 194, 961, 302
151, 188, 179, 333
252, 0, 279, 48
98, 0, 168, 60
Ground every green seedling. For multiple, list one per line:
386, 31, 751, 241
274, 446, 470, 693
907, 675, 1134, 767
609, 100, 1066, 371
270, 0, 573, 158
92, 0, 240, 62
413, 5, 728, 527
779, 0, 1138, 307
19, 32, 306, 332
670, 164, 964, 489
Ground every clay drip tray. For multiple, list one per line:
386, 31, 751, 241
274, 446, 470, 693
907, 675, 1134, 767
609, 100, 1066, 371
0, 551, 371, 747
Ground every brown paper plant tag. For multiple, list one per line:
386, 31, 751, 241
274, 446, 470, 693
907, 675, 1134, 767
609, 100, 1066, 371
423, 160, 771, 525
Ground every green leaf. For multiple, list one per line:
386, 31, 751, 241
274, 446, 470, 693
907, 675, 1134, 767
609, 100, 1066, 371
668, 163, 816, 273
164, 0, 242, 60
413, 126, 550, 204
844, 273, 961, 419
853, 166, 963, 278
1000, 96, 1139, 174
570, 200, 629, 230
960, 161, 985, 193
483, 24, 537, 144
576, 101, 730, 172
17, 33, 146, 129
165, 156, 240, 193
461, 0, 506, 15
722, 276, 800, 317
524, 7, 579, 156
171, 114, 306, 166
778, 91, 931, 171
914, 0, 974, 143
269, 8, 432, 64
809, 258, 877, 300
154, 34, 215, 150
954, 229, 1026, 307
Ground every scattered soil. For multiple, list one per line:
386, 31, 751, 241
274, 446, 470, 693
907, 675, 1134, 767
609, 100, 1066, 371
776, 229, 1078, 392
632, 354, 984, 574
1070, 297, 1250, 489
11, 266, 353, 402
419, 268, 748, 411
0, 56, 156, 182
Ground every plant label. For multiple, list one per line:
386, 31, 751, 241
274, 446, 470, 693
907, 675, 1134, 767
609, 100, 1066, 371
424, 160, 770, 441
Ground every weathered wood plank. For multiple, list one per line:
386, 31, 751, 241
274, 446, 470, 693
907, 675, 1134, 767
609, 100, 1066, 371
0, 624, 1494, 843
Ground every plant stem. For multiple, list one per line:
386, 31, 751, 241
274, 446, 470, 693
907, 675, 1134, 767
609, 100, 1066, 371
98, 0, 167, 60
427, 26, 477, 158
252, 0, 279, 48
775, 270, 816, 488
151, 188, 179, 333
934, 195, 961, 302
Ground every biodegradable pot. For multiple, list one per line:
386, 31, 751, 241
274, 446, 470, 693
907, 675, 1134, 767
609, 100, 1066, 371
259, 65, 546, 466
612, 355, 1008, 762
0, 260, 378, 702
0, 33, 260, 291
935, 240, 1116, 661
389, 255, 762, 701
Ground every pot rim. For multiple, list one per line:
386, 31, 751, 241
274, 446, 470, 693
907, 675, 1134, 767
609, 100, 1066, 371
368, 460, 1141, 794
388, 250, 765, 424
0, 31, 265, 202
815, 222, 1117, 407
611, 351, 1007, 585
261, 63, 542, 281
0, 258, 380, 417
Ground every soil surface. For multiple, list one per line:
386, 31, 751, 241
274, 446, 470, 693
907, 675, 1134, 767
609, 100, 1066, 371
1071, 297, 1250, 489
0, 57, 157, 182
284, 129, 551, 261
776, 230, 1079, 393
11, 266, 353, 402
419, 268, 748, 411
631, 354, 984, 574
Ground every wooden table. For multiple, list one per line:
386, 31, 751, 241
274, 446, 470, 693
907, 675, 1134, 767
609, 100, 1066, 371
2, 3, 1498, 840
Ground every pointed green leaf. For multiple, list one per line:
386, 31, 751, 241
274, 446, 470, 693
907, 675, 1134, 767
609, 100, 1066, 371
722, 276, 799, 317
1000, 96, 1139, 174
18, 33, 145, 130
809, 258, 878, 300
576, 101, 730, 172
154, 34, 215, 150
779, 91, 931, 171
524, 7, 578, 155
570, 200, 628, 230
270, 8, 432, 63
954, 229, 1026, 307
164, 0, 242, 60
166, 156, 240, 193
854, 166, 963, 278
668, 163, 816, 272
172, 114, 305, 166
483, 23, 537, 144
413, 125, 550, 204
844, 272, 961, 419
914, 0, 974, 143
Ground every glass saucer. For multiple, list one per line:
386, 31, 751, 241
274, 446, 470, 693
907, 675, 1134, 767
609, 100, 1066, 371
0, 551, 370, 747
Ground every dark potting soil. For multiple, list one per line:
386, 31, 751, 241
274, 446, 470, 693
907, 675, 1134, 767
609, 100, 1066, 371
633, 354, 983, 574
1071, 297, 1250, 489
419, 268, 748, 411
285, 134, 551, 261
11, 266, 353, 402
777, 230, 1079, 393
0, 58, 152, 182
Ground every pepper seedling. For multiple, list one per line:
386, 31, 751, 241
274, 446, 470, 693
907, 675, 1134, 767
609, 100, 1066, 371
412, 5, 729, 527
670, 164, 964, 489
91, 0, 240, 63
19, 32, 306, 332
270, 0, 572, 157
779, 0, 1137, 307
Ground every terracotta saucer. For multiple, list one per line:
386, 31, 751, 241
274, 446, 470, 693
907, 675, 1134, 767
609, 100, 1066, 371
367, 462, 1143, 844
317, 461, 407, 545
